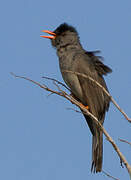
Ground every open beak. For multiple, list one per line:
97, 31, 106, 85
40, 30, 56, 39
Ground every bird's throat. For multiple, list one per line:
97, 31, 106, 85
57, 43, 82, 59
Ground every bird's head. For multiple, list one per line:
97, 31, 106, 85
41, 23, 80, 49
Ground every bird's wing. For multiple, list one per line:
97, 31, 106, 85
73, 53, 112, 172
73, 53, 110, 123
85, 51, 112, 75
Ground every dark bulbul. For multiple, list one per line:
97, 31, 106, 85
41, 23, 112, 173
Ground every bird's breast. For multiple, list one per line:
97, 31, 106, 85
58, 52, 83, 101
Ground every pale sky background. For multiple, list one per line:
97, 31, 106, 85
0, 0, 131, 179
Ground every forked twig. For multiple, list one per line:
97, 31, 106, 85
42, 76, 70, 91
11, 72, 131, 179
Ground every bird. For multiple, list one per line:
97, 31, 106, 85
41, 23, 112, 173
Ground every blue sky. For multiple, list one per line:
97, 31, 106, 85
1, 0, 131, 179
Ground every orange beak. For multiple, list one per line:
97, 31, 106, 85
40, 30, 56, 39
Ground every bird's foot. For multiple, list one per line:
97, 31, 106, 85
79, 103, 89, 110
70, 93, 89, 110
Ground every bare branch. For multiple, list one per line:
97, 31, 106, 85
119, 139, 131, 146
102, 170, 119, 180
46, 92, 54, 98
10, 72, 67, 98
66, 107, 82, 114
62, 70, 131, 123
42, 76, 70, 91
11, 72, 131, 178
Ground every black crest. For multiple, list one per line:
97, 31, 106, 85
54, 23, 78, 35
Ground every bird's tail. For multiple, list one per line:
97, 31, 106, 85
91, 130, 103, 173
82, 113, 104, 172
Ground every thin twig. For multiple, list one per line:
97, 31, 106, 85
10, 72, 65, 98
46, 92, 54, 98
42, 76, 71, 91
11, 72, 131, 179
62, 70, 131, 123
102, 170, 119, 180
119, 139, 131, 146
66, 107, 81, 114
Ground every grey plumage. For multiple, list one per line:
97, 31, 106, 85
42, 23, 112, 173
